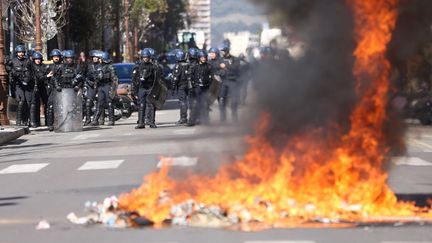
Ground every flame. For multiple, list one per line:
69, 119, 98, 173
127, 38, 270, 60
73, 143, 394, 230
119, 0, 432, 226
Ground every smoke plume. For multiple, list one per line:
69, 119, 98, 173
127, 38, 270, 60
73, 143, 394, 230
248, 0, 356, 144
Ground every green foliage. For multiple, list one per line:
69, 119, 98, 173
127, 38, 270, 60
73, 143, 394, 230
130, 0, 167, 22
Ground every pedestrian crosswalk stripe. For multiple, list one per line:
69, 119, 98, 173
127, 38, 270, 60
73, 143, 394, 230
173, 129, 196, 135
245, 241, 316, 243
72, 134, 101, 140
382, 241, 432, 243
407, 138, 432, 152
392, 157, 432, 166
78, 160, 124, 171
0, 163, 49, 174
157, 156, 198, 168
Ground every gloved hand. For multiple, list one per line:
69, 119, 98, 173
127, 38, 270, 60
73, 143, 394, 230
73, 86, 80, 92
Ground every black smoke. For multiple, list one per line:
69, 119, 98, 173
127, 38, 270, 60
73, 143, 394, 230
248, 0, 356, 145
245, 0, 432, 153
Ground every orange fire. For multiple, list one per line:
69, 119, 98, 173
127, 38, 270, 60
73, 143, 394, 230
119, 0, 432, 227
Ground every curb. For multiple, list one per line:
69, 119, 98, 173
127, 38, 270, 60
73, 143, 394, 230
0, 127, 30, 145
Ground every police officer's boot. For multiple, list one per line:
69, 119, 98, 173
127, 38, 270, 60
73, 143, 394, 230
16, 102, 24, 126
47, 105, 54, 131
219, 98, 227, 122
135, 104, 145, 129
99, 108, 105, 125
232, 109, 239, 123
187, 102, 197, 127
84, 102, 92, 126
30, 103, 38, 128
148, 105, 157, 128
91, 105, 102, 126
108, 103, 115, 126
176, 101, 188, 125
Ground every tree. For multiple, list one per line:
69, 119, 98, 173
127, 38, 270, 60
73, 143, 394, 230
128, 0, 167, 59
9, 0, 69, 55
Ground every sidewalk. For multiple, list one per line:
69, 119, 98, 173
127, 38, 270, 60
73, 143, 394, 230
0, 126, 30, 145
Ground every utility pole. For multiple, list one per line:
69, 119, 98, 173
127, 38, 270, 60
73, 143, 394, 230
133, 25, 138, 62
124, 0, 130, 62
0, 2, 10, 125
114, 0, 121, 62
34, 0, 42, 52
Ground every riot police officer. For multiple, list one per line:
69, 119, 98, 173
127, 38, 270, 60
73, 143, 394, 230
7, 45, 33, 126
54, 50, 84, 92
208, 47, 221, 74
31, 51, 50, 128
188, 50, 213, 126
46, 49, 63, 131
172, 49, 190, 125
238, 53, 251, 106
145, 48, 160, 128
131, 48, 157, 129
84, 50, 102, 126
91, 52, 118, 126
218, 44, 240, 122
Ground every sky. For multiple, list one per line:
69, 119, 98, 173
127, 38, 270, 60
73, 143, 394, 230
211, 0, 266, 46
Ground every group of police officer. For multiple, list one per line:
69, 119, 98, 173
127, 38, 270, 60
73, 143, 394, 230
7, 46, 118, 131
6, 42, 242, 131
165, 44, 241, 127
130, 44, 241, 129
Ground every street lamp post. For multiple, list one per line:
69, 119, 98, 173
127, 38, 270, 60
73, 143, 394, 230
124, 0, 130, 62
34, 0, 42, 53
0, 2, 10, 125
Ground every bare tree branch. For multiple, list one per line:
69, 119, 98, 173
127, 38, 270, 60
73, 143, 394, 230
8, 0, 69, 43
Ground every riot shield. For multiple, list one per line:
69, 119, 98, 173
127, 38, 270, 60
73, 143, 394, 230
54, 88, 83, 132
208, 74, 222, 104
148, 80, 168, 110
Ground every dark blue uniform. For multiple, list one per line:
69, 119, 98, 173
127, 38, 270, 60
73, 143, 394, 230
218, 55, 240, 122
132, 61, 157, 129
31, 62, 50, 127
188, 61, 212, 126
84, 62, 102, 125
92, 63, 117, 126
7, 57, 33, 126
172, 61, 190, 124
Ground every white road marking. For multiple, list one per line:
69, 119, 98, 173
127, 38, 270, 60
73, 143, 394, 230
382, 241, 432, 243
407, 138, 432, 152
156, 111, 167, 115
157, 156, 198, 168
392, 157, 432, 166
0, 163, 49, 174
245, 241, 316, 243
173, 129, 196, 135
72, 134, 101, 140
78, 160, 124, 171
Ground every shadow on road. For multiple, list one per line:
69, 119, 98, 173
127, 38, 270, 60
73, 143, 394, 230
396, 193, 432, 207
0, 196, 28, 207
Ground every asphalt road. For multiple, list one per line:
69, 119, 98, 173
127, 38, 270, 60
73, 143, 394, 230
0, 109, 431, 243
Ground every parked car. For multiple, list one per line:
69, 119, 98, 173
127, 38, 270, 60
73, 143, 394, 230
113, 62, 178, 110
113, 63, 134, 85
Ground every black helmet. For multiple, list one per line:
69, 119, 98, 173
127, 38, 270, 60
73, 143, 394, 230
63, 50, 76, 58
197, 50, 208, 59
175, 49, 186, 61
49, 49, 62, 57
188, 47, 198, 59
101, 52, 111, 63
141, 48, 152, 58
32, 51, 43, 60
15, 45, 26, 53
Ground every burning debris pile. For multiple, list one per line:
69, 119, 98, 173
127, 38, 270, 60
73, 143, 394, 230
68, 0, 432, 229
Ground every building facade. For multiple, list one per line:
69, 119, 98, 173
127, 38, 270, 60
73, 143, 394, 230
189, 0, 211, 47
